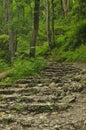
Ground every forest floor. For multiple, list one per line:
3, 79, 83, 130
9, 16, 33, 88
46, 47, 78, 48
0, 61, 86, 130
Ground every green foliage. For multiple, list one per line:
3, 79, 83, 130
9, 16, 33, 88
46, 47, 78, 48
79, 1, 86, 18
71, 0, 80, 18
51, 18, 86, 62
64, 20, 86, 50
0, 34, 10, 61
17, 34, 29, 53
63, 45, 86, 62
11, 57, 46, 80
0, 34, 9, 49
0, 50, 10, 62
51, 45, 86, 62
36, 42, 49, 56
0, 57, 46, 84
0, 60, 10, 73
55, 35, 65, 48
11, 104, 24, 112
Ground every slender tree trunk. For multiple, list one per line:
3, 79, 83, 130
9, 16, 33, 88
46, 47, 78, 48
4, 0, 14, 62
29, 2, 33, 26
29, 0, 40, 57
4, 0, 9, 33
4, 0, 8, 23
62, 0, 67, 17
67, 0, 70, 12
51, 0, 55, 47
62, 0, 70, 17
46, 0, 52, 49
8, 0, 15, 62
61, 0, 64, 15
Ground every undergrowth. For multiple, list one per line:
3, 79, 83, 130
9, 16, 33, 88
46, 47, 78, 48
51, 18, 86, 62
0, 57, 46, 84
0, 60, 10, 73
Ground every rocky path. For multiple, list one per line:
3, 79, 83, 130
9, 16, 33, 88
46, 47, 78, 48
0, 62, 86, 130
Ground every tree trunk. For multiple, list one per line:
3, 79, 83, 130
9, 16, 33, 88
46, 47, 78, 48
51, 0, 55, 47
67, 0, 70, 12
62, 0, 70, 17
29, 0, 40, 57
4, 0, 9, 33
46, 0, 52, 49
4, 0, 15, 62
62, 0, 67, 17
8, 0, 15, 62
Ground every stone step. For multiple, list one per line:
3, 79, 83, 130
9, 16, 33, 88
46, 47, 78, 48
16, 79, 35, 84
42, 69, 79, 75
0, 87, 41, 95
0, 94, 21, 102
0, 93, 45, 102
9, 102, 70, 113
40, 73, 64, 78
17, 95, 56, 103
40, 71, 65, 75
0, 89, 15, 95
0, 100, 70, 114
0, 84, 12, 89
0, 103, 8, 107
44, 65, 80, 71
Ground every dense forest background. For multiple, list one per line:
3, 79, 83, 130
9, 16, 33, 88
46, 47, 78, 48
0, 0, 86, 84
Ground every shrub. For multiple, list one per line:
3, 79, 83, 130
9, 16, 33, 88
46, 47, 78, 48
0, 60, 10, 73
0, 34, 10, 61
64, 20, 86, 51
36, 42, 49, 57
11, 57, 46, 80
0, 34, 9, 50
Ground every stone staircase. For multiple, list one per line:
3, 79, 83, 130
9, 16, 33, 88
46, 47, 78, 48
0, 62, 86, 130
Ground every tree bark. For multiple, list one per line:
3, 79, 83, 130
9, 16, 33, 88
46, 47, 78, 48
8, 0, 15, 62
46, 0, 52, 49
4, 0, 15, 62
62, 0, 70, 17
51, 0, 55, 47
67, 0, 70, 12
29, 0, 40, 57
4, 0, 9, 33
